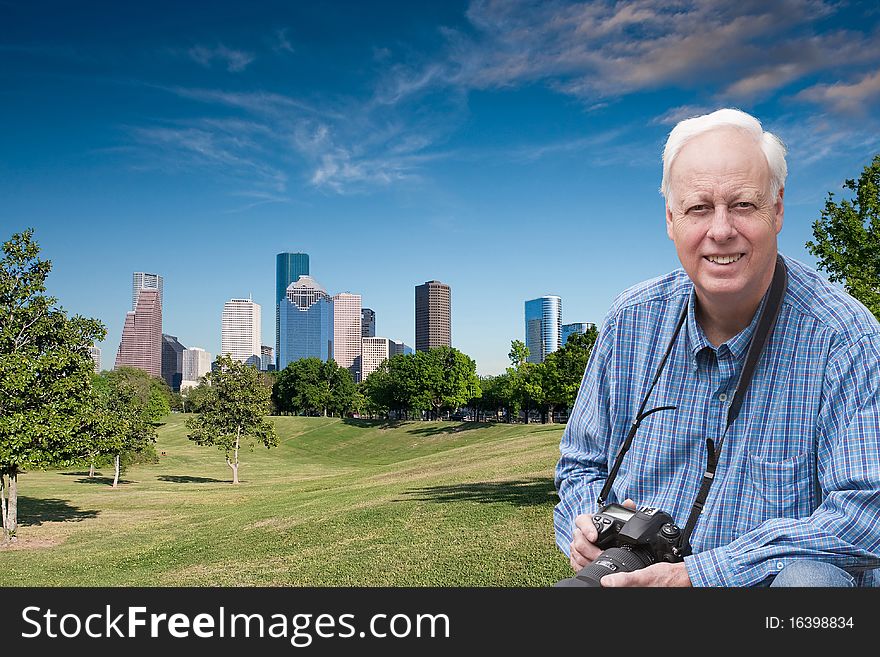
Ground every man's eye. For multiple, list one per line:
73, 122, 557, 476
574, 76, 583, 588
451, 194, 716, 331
688, 204, 709, 213
734, 202, 755, 209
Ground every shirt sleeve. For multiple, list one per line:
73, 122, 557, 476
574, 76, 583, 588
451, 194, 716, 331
685, 333, 880, 587
554, 316, 617, 556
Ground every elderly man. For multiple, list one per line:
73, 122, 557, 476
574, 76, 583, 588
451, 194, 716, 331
554, 108, 880, 587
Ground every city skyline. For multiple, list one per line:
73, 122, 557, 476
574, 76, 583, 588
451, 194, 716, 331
6, 2, 880, 375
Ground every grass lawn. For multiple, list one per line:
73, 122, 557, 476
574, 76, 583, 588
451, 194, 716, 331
0, 415, 573, 586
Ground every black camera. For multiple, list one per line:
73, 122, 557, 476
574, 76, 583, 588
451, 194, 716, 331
555, 503, 684, 587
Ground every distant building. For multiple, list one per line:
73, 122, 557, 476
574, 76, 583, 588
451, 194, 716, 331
132, 272, 163, 310
161, 334, 186, 392
415, 280, 451, 352
361, 336, 393, 380
390, 341, 413, 358
261, 345, 275, 371
562, 322, 596, 345
115, 287, 162, 377
525, 296, 562, 364
278, 275, 334, 370
221, 298, 261, 367
276, 253, 310, 368
362, 308, 376, 338
181, 347, 212, 390
89, 346, 101, 373
333, 292, 362, 382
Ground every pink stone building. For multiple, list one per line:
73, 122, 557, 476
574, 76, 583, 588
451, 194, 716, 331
115, 288, 162, 377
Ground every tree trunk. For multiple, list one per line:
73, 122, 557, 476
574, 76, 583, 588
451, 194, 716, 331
1, 470, 19, 542
89, 460, 96, 478
232, 427, 241, 484
112, 454, 120, 488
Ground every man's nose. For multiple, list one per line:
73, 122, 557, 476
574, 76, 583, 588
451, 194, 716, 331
707, 205, 736, 241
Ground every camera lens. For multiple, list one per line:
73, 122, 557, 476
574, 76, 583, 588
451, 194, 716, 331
554, 547, 655, 587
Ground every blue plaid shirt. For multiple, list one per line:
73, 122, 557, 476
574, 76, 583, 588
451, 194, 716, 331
554, 254, 880, 587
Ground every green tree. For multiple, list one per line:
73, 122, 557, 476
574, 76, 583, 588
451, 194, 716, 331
325, 361, 357, 416
544, 328, 599, 414
275, 358, 359, 417
0, 229, 105, 541
506, 340, 535, 423
412, 347, 481, 419
186, 355, 277, 483
87, 368, 162, 488
806, 154, 880, 320
471, 374, 506, 422
182, 380, 213, 413
105, 366, 171, 424
85, 372, 159, 487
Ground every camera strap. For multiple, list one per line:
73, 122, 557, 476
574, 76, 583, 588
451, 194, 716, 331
678, 255, 788, 555
595, 255, 788, 554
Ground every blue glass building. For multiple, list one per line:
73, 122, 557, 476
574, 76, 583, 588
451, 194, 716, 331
524, 296, 562, 364
276, 252, 310, 368
278, 275, 334, 370
562, 322, 596, 345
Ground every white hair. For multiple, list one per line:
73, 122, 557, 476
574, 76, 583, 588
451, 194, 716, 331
660, 108, 787, 202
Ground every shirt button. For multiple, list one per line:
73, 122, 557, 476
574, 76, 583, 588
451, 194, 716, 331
718, 393, 728, 402
776, 561, 785, 570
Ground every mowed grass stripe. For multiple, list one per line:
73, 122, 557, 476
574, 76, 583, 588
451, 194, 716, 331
0, 415, 572, 586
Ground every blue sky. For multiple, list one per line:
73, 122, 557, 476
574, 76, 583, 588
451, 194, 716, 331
3, 0, 880, 375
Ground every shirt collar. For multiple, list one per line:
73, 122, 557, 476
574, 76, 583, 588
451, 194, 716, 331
684, 285, 768, 365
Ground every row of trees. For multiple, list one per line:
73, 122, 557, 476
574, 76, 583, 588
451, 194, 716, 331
476, 331, 597, 424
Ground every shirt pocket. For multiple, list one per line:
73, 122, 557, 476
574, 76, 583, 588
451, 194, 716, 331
743, 451, 817, 524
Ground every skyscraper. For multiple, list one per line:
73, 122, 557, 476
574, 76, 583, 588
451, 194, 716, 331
221, 298, 262, 367
562, 322, 597, 345
181, 347, 212, 389
525, 296, 562, 364
89, 346, 101, 373
132, 272, 163, 310
261, 345, 274, 371
161, 334, 186, 391
276, 253, 310, 368
390, 340, 413, 357
415, 280, 451, 352
333, 292, 362, 382
278, 275, 334, 370
115, 287, 162, 377
361, 308, 376, 338
361, 336, 393, 380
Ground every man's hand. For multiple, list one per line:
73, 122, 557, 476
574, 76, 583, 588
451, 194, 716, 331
569, 498, 637, 571
601, 561, 692, 587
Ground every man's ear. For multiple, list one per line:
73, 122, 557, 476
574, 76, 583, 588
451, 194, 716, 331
775, 187, 784, 234
665, 202, 675, 240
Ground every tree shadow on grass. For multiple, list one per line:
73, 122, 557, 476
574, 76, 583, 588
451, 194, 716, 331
400, 478, 559, 507
405, 422, 483, 437
158, 475, 224, 484
16, 496, 99, 527
342, 418, 407, 430
58, 472, 133, 486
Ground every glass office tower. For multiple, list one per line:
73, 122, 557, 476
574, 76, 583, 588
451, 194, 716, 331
561, 322, 597, 345
278, 275, 334, 370
524, 296, 562, 364
276, 253, 310, 367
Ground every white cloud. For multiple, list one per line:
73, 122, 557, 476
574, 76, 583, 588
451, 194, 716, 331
188, 44, 255, 72
796, 69, 880, 115
378, 0, 877, 110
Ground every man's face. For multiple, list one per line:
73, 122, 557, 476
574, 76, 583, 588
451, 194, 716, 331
665, 127, 783, 310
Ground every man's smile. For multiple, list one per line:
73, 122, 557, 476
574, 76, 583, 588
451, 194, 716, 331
704, 253, 745, 265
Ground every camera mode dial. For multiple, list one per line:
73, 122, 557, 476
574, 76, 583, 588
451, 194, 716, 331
660, 523, 681, 539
